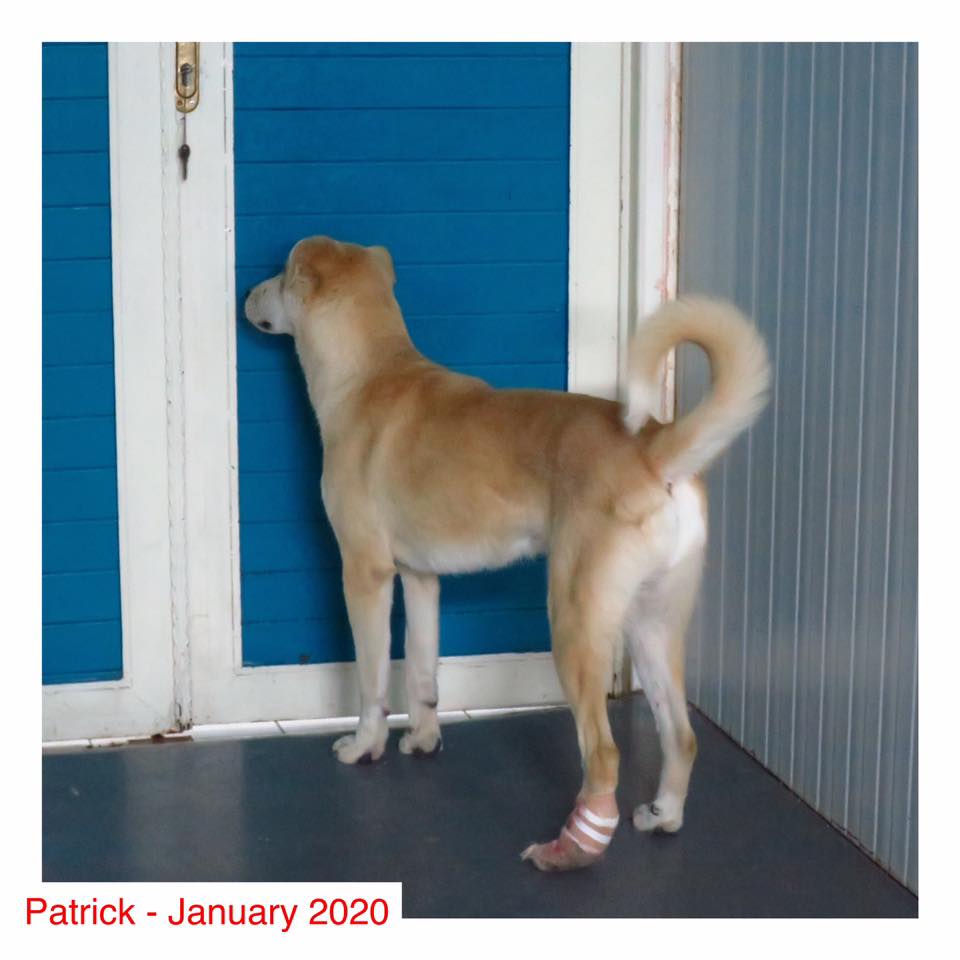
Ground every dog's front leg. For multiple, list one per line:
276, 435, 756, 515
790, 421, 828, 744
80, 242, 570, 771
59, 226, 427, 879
398, 568, 442, 756
334, 556, 396, 764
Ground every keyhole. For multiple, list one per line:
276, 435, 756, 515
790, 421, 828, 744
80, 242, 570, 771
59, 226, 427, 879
179, 61, 194, 92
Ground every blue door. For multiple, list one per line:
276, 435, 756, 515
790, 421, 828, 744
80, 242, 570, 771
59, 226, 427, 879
231, 43, 571, 668
42, 43, 123, 685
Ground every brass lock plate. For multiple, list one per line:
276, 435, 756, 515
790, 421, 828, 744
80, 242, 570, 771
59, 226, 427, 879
175, 42, 199, 113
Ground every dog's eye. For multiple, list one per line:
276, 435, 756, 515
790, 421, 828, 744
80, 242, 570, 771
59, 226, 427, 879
260, 320, 273, 331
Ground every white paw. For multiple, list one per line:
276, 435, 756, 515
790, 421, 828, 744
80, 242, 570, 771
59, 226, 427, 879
332, 732, 385, 765
398, 725, 442, 756
632, 800, 683, 833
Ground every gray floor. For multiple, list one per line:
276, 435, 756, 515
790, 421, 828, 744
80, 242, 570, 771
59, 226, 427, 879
43, 694, 917, 917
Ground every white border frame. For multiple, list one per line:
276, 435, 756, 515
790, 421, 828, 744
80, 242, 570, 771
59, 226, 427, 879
42, 44, 176, 740
636, 42, 682, 422
568, 42, 681, 413
568, 43, 624, 401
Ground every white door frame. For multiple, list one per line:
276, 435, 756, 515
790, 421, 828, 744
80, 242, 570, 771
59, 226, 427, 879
569, 42, 681, 414
42, 45, 177, 741
42, 42, 681, 738
570, 43, 682, 693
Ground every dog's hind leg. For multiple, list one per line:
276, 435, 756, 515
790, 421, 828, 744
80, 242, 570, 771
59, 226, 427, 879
333, 553, 396, 764
398, 568, 442, 756
522, 608, 621, 871
522, 530, 634, 871
627, 548, 703, 833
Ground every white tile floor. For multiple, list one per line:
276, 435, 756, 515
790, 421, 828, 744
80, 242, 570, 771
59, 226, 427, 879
42, 705, 564, 751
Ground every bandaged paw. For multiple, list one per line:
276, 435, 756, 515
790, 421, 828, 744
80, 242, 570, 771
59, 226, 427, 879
521, 798, 619, 871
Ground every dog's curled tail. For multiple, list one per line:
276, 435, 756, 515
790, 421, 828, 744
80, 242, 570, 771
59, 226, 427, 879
624, 297, 770, 482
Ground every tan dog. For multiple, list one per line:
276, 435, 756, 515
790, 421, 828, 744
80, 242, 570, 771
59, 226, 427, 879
244, 236, 770, 871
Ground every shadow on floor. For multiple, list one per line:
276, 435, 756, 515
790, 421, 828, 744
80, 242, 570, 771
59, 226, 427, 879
43, 694, 917, 918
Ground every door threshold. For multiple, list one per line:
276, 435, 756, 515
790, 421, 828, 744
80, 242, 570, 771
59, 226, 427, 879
42, 703, 567, 751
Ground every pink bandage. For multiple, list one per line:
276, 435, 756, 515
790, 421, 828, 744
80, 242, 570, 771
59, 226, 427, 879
561, 803, 619, 855
521, 795, 620, 870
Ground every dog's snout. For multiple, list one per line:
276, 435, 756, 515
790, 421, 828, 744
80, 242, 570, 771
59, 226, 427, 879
243, 274, 288, 336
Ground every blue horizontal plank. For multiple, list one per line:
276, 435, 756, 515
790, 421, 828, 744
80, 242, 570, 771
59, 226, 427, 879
233, 160, 567, 215
43, 570, 121, 624
42, 99, 110, 153
396, 262, 568, 315
42, 42, 108, 99
234, 212, 568, 268
235, 261, 568, 316
234, 108, 568, 163
242, 617, 352, 666
43, 364, 115, 418
44, 416, 117, 470
45, 667, 123, 685
240, 519, 340, 574
43, 312, 114, 366
241, 604, 551, 667
42, 258, 113, 314
239, 417, 323, 473
43, 469, 118, 522
43, 619, 122, 685
43, 520, 120, 574
438, 605, 551, 656
237, 369, 315, 424
43, 206, 112, 261
234, 42, 568, 59
43, 153, 110, 207
235, 56, 569, 110
240, 472, 325, 523
242, 568, 346, 624
443, 560, 547, 611
410, 314, 567, 366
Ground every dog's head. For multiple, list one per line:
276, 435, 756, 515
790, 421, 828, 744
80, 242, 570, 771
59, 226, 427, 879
243, 236, 396, 337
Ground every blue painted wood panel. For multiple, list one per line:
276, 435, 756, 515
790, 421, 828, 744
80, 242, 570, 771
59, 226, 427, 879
235, 110, 568, 163
42, 43, 122, 685
233, 42, 570, 667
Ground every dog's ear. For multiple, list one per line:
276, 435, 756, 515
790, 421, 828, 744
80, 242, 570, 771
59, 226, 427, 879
369, 245, 396, 287
290, 243, 325, 294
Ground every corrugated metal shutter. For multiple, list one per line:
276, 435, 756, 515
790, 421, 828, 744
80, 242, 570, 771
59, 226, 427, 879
677, 42, 917, 890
